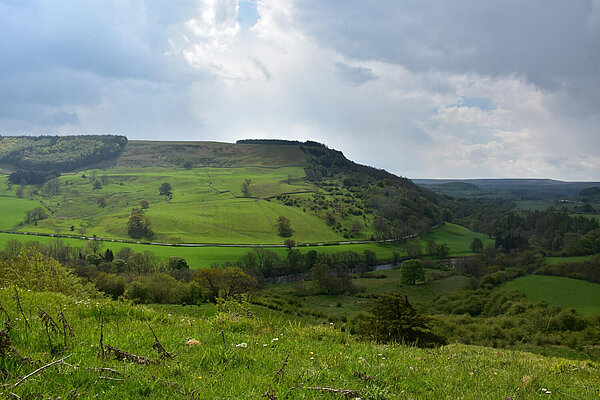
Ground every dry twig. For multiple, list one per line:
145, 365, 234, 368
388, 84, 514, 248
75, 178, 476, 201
104, 345, 155, 365
147, 323, 174, 359
274, 353, 290, 383
13, 354, 71, 388
12, 288, 29, 331
306, 386, 362, 399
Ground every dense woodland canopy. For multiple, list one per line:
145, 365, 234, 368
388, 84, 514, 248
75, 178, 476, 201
1, 135, 127, 172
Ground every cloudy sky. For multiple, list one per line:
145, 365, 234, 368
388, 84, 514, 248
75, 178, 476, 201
1, 0, 599, 180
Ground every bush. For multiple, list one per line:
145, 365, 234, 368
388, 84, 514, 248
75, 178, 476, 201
355, 292, 446, 346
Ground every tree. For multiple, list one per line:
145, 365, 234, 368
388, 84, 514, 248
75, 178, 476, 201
127, 210, 154, 239
310, 263, 343, 295
25, 207, 48, 223
93, 180, 102, 191
362, 249, 377, 266
167, 256, 189, 270
400, 259, 425, 285
356, 292, 446, 346
348, 220, 362, 237
276, 216, 294, 237
283, 239, 296, 249
426, 239, 437, 256
406, 241, 422, 258
104, 249, 114, 262
159, 182, 172, 201
241, 179, 251, 197
470, 238, 484, 253
96, 196, 106, 208
435, 243, 450, 258
140, 200, 150, 209
373, 217, 387, 241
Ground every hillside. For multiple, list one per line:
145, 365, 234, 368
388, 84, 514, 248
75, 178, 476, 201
0, 137, 443, 245
0, 288, 598, 399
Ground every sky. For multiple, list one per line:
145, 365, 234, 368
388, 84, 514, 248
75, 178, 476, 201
1, 0, 599, 180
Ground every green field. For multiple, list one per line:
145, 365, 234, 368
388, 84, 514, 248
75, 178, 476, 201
422, 222, 494, 256
545, 254, 600, 265
503, 275, 600, 315
0, 196, 40, 229
0, 232, 408, 269
0, 221, 486, 269
8, 166, 346, 244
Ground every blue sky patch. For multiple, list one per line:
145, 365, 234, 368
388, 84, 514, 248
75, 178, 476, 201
461, 96, 494, 111
238, 0, 259, 29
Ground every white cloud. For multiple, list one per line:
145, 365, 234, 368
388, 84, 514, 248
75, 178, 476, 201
0, 0, 598, 180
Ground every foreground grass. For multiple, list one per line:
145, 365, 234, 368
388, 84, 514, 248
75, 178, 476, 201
503, 275, 600, 315
0, 289, 598, 399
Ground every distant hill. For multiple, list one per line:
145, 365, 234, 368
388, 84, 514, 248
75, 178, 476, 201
414, 178, 600, 201
0, 137, 443, 244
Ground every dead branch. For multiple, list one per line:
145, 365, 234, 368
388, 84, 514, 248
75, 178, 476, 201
37, 307, 59, 347
261, 387, 278, 400
147, 323, 174, 359
98, 376, 124, 382
57, 306, 74, 348
305, 386, 362, 399
352, 371, 372, 381
104, 345, 155, 365
12, 288, 29, 331
274, 352, 290, 383
13, 354, 71, 388
0, 302, 12, 332
61, 361, 121, 376
97, 309, 105, 358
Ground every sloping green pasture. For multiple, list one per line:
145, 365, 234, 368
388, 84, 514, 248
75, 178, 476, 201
503, 275, 600, 315
422, 222, 494, 256
13, 166, 342, 244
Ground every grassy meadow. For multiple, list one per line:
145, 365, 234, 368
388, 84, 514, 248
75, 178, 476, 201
422, 222, 494, 256
503, 275, 600, 315
9, 166, 346, 244
1, 288, 598, 399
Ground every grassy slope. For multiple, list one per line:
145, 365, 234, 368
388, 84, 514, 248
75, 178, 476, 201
14, 166, 344, 244
422, 222, 494, 256
503, 275, 600, 315
1, 289, 598, 399
545, 254, 600, 265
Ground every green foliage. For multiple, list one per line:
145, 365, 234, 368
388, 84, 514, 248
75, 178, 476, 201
25, 207, 48, 223
400, 259, 425, 285
167, 256, 189, 270
127, 210, 154, 239
470, 237, 484, 253
356, 292, 445, 346
0, 135, 127, 171
0, 249, 99, 298
194, 267, 257, 302
276, 216, 294, 237
159, 182, 172, 197
241, 178, 251, 197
